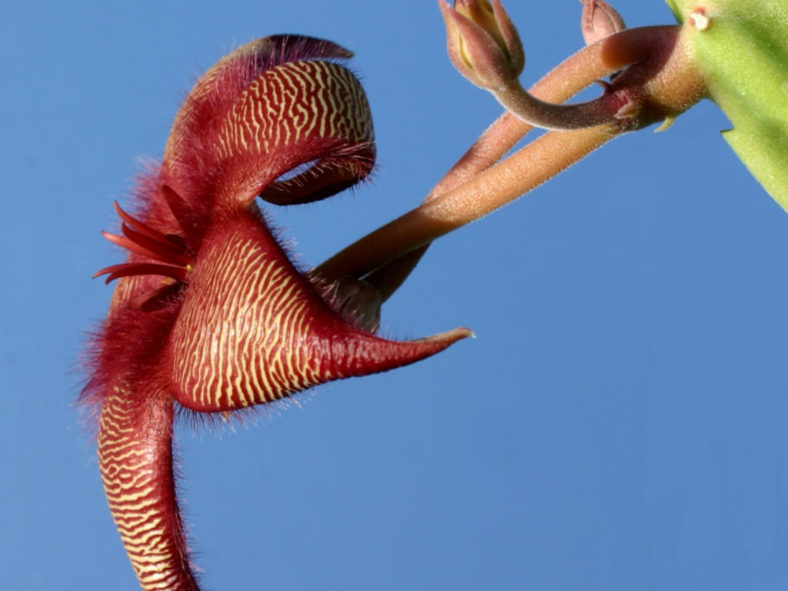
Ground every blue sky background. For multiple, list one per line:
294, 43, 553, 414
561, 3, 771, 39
3, 1, 788, 589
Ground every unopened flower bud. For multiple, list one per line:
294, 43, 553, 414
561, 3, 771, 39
580, 0, 626, 45
440, 0, 524, 90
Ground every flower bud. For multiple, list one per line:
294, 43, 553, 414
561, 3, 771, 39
580, 0, 626, 45
440, 0, 524, 90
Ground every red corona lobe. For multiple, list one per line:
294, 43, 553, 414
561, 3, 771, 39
82, 35, 469, 590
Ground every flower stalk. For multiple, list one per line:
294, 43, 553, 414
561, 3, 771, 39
313, 1, 707, 302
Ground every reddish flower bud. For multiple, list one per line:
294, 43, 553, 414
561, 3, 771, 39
580, 0, 626, 45
440, 0, 524, 90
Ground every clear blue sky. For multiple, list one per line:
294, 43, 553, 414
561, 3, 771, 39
3, 1, 788, 589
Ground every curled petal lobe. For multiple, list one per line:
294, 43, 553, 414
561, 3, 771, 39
160, 35, 375, 232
